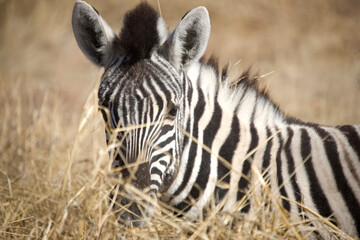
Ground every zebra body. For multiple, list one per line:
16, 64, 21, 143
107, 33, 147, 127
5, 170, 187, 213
72, 1, 360, 237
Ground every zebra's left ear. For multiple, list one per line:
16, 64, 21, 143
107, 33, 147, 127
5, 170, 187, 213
163, 6, 210, 70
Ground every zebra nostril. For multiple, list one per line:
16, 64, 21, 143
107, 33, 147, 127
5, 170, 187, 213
131, 219, 147, 227
149, 191, 156, 200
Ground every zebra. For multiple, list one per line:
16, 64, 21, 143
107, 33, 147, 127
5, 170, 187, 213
72, 1, 360, 237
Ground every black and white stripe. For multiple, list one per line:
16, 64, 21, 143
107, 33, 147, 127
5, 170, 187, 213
72, 1, 360, 237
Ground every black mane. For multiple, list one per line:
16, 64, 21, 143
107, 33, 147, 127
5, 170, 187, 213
118, 2, 162, 60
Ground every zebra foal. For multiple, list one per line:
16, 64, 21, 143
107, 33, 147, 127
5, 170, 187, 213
72, 1, 360, 238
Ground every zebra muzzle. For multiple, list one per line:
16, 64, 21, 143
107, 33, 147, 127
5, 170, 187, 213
110, 185, 158, 227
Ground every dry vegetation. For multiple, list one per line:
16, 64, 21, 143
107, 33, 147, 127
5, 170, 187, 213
0, 0, 359, 239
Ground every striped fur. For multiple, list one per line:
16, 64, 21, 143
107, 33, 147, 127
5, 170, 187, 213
72, 1, 360, 237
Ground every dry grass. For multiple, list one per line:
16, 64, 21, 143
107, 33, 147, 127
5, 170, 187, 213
0, 0, 359, 239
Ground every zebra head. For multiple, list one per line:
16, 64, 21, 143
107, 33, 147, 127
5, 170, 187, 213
72, 1, 210, 225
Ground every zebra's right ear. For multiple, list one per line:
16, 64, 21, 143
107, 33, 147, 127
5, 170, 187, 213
164, 6, 210, 70
72, 0, 120, 67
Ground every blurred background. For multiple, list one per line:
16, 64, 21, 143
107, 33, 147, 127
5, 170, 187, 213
0, 0, 359, 238
1, 0, 360, 125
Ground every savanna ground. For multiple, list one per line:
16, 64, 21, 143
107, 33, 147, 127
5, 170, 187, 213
0, 0, 359, 239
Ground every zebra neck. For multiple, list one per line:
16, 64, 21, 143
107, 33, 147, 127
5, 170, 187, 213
183, 62, 287, 131
165, 62, 287, 209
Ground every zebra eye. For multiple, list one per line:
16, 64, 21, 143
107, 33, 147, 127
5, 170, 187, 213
167, 103, 178, 117
169, 106, 177, 116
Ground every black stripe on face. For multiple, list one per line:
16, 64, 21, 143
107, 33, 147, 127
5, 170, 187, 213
111, 86, 123, 128
147, 66, 172, 102
285, 127, 302, 212
146, 78, 164, 122
149, 59, 180, 97
121, 93, 129, 127
300, 128, 333, 219
159, 160, 167, 166
216, 114, 240, 203
139, 72, 163, 123
316, 127, 360, 233
337, 125, 360, 162
150, 153, 163, 163
150, 147, 172, 164
276, 131, 290, 212
150, 167, 163, 177
155, 135, 175, 149
237, 123, 259, 213
157, 124, 174, 138
189, 101, 222, 201
138, 99, 149, 151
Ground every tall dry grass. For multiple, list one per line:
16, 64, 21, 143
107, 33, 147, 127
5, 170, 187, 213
0, 0, 359, 239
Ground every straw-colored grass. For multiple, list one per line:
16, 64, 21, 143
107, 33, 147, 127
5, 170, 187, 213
0, 0, 359, 239
0, 78, 355, 239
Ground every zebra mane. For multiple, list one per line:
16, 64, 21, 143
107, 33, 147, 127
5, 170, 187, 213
199, 55, 286, 123
118, 2, 166, 61
201, 55, 267, 95
202, 56, 275, 102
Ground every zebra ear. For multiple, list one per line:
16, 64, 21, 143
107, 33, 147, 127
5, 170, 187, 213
72, 0, 120, 67
166, 6, 210, 69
